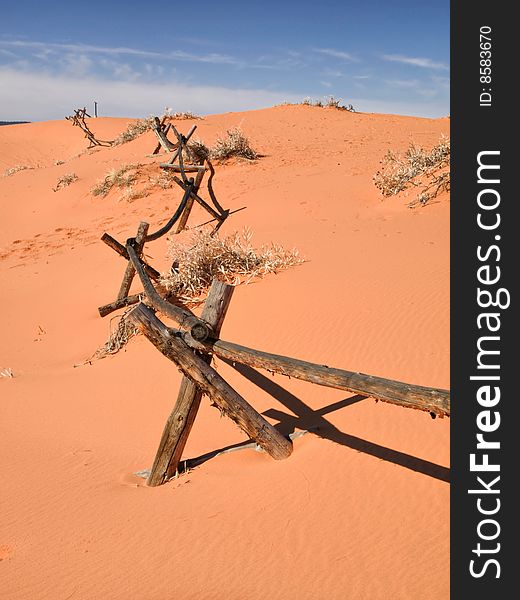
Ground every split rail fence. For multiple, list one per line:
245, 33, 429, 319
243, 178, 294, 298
94, 116, 450, 487
98, 222, 450, 487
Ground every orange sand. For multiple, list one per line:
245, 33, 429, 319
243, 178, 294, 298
0, 106, 449, 599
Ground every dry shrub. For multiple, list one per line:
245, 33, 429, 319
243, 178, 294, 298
373, 136, 450, 207
119, 184, 152, 202
93, 308, 140, 360
91, 164, 140, 196
161, 228, 304, 305
3, 164, 32, 177
113, 117, 155, 145
300, 97, 355, 111
184, 139, 211, 164
168, 111, 202, 120
210, 128, 258, 161
53, 172, 78, 191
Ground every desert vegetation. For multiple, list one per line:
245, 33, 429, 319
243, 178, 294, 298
3, 164, 32, 177
297, 96, 355, 112
160, 228, 304, 305
91, 164, 141, 197
181, 128, 258, 164
373, 136, 450, 207
112, 118, 155, 146
53, 172, 78, 191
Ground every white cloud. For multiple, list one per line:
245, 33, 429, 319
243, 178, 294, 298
0, 67, 302, 121
313, 48, 356, 62
322, 68, 343, 78
385, 79, 421, 88
0, 39, 241, 65
382, 54, 448, 70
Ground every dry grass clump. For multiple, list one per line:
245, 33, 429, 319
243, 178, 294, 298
113, 117, 155, 145
92, 308, 140, 360
183, 139, 211, 164
91, 163, 140, 197
53, 172, 78, 191
301, 97, 355, 112
168, 111, 202, 120
119, 184, 153, 203
210, 128, 258, 161
373, 136, 450, 207
161, 228, 304, 305
3, 164, 32, 177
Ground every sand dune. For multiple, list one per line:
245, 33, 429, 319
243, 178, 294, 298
0, 105, 449, 599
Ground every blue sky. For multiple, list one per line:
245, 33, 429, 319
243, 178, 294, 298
0, 0, 449, 121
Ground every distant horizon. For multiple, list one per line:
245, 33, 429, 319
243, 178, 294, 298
0, 101, 451, 125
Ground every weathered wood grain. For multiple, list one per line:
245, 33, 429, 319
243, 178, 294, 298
128, 303, 293, 461
126, 243, 211, 341
147, 280, 235, 486
182, 337, 450, 417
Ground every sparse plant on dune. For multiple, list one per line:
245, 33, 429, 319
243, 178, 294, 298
3, 164, 32, 177
91, 229, 303, 358
119, 184, 153, 203
112, 117, 155, 145
183, 139, 211, 164
210, 128, 258, 161
91, 163, 140, 197
53, 172, 78, 191
93, 308, 140, 360
168, 111, 203, 120
373, 136, 450, 207
161, 228, 304, 305
298, 97, 355, 111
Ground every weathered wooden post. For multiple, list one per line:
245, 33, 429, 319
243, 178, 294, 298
146, 279, 234, 486
117, 221, 149, 301
128, 302, 293, 470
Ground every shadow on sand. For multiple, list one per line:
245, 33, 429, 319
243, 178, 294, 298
183, 360, 449, 484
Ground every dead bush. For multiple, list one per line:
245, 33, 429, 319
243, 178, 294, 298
373, 136, 450, 207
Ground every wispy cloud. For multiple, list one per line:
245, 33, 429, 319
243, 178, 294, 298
322, 68, 343, 78
0, 39, 241, 65
385, 78, 421, 88
382, 54, 448, 70
313, 48, 356, 62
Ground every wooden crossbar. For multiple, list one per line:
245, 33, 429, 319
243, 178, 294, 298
128, 302, 293, 467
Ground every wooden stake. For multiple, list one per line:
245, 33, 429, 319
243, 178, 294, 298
117, 222, 149, 300
128, 303, 293, 462
182, 337, 450, 418
100, 233, 161, 281
152, 117, 176, 152
172, 176, 223, 222
98, 293, 142, 318
175, 168, 206, 234
147, 280, 234, 486
166, 124, 197, 164
126, 243, 211, 341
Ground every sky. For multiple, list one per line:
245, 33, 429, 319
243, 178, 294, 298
0, 0, 450, 121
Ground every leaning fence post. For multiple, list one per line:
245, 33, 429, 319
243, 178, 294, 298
146, 279, 234, 486
117, 221, 149, 301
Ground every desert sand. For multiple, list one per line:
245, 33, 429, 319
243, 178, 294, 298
0, 105, 449, 599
